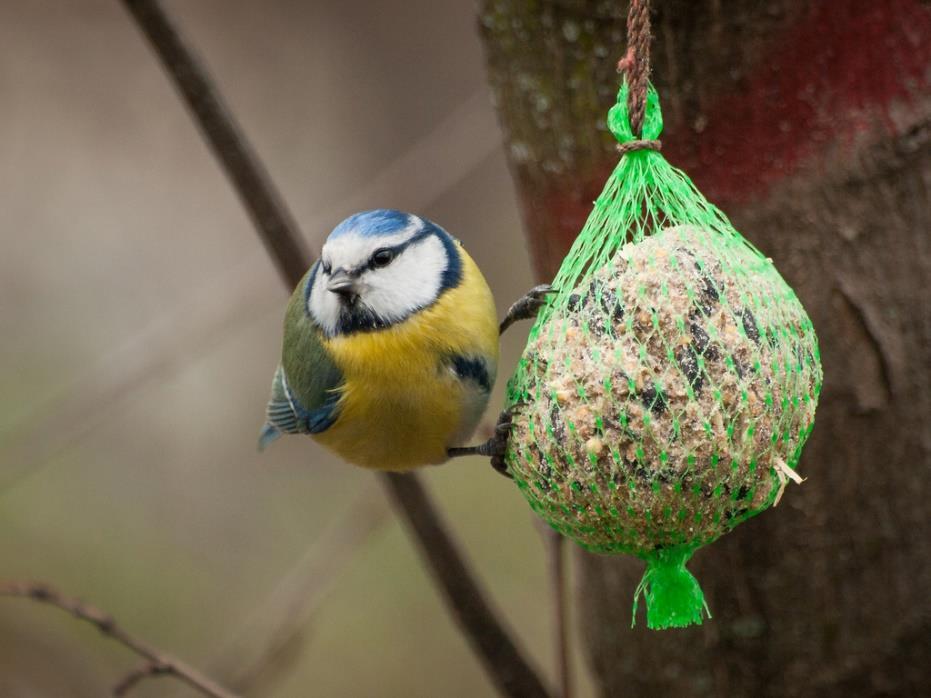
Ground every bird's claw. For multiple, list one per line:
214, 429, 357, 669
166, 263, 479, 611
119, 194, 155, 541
488, 409, 514, 478
500, 284, 555, 335
512, 284, 553, 321
446, 411, 516, 478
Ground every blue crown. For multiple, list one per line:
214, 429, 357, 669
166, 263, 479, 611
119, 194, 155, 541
329, 209, 414, 239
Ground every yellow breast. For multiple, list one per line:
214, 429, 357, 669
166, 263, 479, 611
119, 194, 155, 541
314, 247, 499, 470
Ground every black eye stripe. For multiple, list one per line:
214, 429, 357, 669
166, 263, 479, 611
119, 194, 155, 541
328, 228, 440, 277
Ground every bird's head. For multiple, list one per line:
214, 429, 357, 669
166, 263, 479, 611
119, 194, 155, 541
307, 209, 462, 336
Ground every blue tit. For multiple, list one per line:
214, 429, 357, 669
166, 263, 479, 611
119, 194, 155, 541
258, 209, 522, 471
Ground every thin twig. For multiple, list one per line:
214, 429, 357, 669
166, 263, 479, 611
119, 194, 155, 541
544, 529, 572, 698
120, 1, 550, 696
0, 581, 238, 698
113, 662, 171, 696
382, 474, 550, 697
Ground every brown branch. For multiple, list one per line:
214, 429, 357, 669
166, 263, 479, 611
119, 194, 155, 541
113, 662, 171, 696
120, 1, 550, 696
0, 581, 238, 698
382, 475, 550, 697
543, 528, 572, 698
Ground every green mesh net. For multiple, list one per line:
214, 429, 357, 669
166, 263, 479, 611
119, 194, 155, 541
505, 83, 823, 630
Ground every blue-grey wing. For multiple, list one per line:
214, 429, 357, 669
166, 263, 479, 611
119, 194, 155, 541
258, 365, 340, 450
258, 264, 344, 451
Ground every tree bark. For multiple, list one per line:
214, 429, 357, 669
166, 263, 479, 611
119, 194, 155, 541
479, 1, 931, 695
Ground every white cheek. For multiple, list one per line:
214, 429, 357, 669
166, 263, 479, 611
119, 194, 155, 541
362, 237, 447, 321
308, 272, 340, 334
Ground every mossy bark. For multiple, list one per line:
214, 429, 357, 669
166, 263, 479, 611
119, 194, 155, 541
479, 1, 931, 695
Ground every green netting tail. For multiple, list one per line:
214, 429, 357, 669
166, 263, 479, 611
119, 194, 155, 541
633, 547, 710, 629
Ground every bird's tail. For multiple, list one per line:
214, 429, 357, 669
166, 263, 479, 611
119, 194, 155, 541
257, 423, 282, 451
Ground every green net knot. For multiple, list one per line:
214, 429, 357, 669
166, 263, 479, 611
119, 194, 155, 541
633, 546, 710, 629
608, 81, 663, 144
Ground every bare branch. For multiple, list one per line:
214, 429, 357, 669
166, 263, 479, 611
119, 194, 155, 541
120, 1, 550, 696
382, 474, 550, 697
543, 528, 572, 698
0, 581, 238, 698
113, 662, 171, 696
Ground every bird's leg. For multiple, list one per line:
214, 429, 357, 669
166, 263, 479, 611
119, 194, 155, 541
448, 410, 514, 478
499, 284, 553, 335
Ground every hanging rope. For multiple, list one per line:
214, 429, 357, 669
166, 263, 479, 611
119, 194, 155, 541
616, 0, 659, 153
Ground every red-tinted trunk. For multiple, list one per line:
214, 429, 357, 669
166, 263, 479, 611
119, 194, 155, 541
480, 1, 931, 694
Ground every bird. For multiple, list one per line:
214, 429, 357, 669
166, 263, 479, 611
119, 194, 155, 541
258, 209, 550, 473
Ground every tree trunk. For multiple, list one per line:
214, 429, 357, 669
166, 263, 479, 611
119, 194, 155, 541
479, 1, 931, 695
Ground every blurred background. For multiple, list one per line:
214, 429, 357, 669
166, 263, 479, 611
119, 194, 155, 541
0, 1, 580, 696
4, 1, 930, 697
